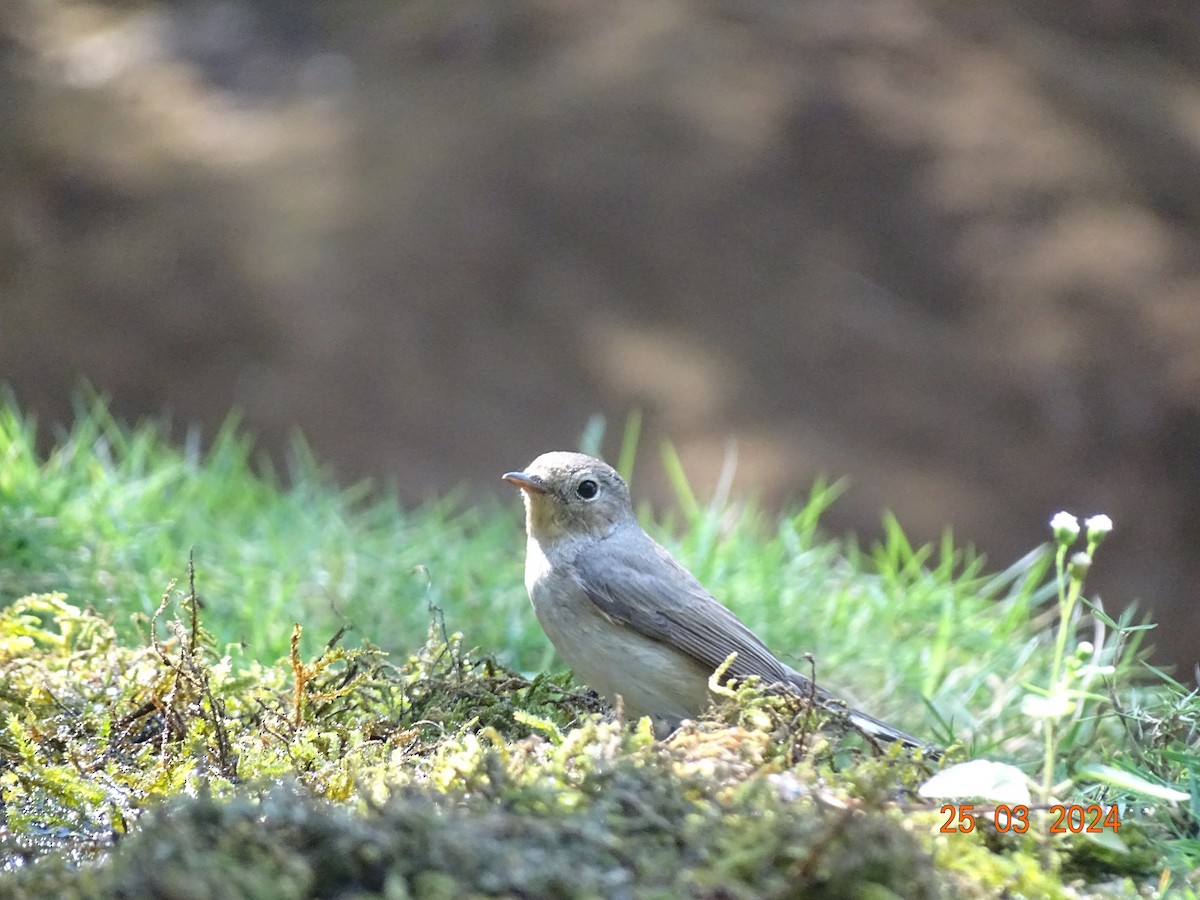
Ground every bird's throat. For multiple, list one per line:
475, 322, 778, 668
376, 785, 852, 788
523, 535, 553, 598
523, 495, 568, 545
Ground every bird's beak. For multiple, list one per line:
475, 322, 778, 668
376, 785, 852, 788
503, 470, 548, 494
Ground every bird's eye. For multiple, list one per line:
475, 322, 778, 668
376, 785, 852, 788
576, 479, 599, 500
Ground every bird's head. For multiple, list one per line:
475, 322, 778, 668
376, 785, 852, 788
503, 452, 635, 545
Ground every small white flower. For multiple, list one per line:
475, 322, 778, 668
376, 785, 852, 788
1085, 514, 1113, 545
1050, 511, 1080, 545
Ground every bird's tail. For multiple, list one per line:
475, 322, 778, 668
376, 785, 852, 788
783, 670, 939, 756
847, 708, 936, 755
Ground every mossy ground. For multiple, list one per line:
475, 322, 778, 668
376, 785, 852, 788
0, 583, 1166, 899
0, 397, 1196, 897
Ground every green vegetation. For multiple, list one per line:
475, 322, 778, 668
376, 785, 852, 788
0, 394, 1197, 897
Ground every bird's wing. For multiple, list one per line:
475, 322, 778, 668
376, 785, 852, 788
574, 534, 931, 752
572, 536, 806, 690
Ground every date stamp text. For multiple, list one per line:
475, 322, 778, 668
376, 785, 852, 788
939, 803, 1121, 834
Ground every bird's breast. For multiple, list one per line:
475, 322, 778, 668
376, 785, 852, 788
523, 542, 713, 729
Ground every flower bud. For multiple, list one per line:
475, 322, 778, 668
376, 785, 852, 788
1085, 514, 1113, 546
1050, 511, 1080, 546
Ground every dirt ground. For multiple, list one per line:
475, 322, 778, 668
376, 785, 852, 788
3, 0, 1200, 667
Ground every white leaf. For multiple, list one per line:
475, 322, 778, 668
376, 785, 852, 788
919, 759, 1032, 805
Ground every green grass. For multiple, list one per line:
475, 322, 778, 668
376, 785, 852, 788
0, 394, 1056, 746
0, 393, 532, 667
1, 392, 1199, 895
0, 393, 1173, 747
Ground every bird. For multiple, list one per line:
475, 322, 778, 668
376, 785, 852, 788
503, 450, 931, 751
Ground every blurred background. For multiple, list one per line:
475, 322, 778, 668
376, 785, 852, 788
3, 0, 1199, 668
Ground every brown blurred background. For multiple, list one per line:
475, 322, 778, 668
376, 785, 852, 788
3, 0, 1199, 668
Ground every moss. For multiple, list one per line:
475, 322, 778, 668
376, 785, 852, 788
0, 583, 596, 861
8, 755, 943, 899
0, 587, 1174, 897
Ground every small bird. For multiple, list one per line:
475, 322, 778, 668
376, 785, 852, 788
504, 451, 930, 750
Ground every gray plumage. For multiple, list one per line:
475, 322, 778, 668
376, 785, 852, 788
504, 451, 929, 750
